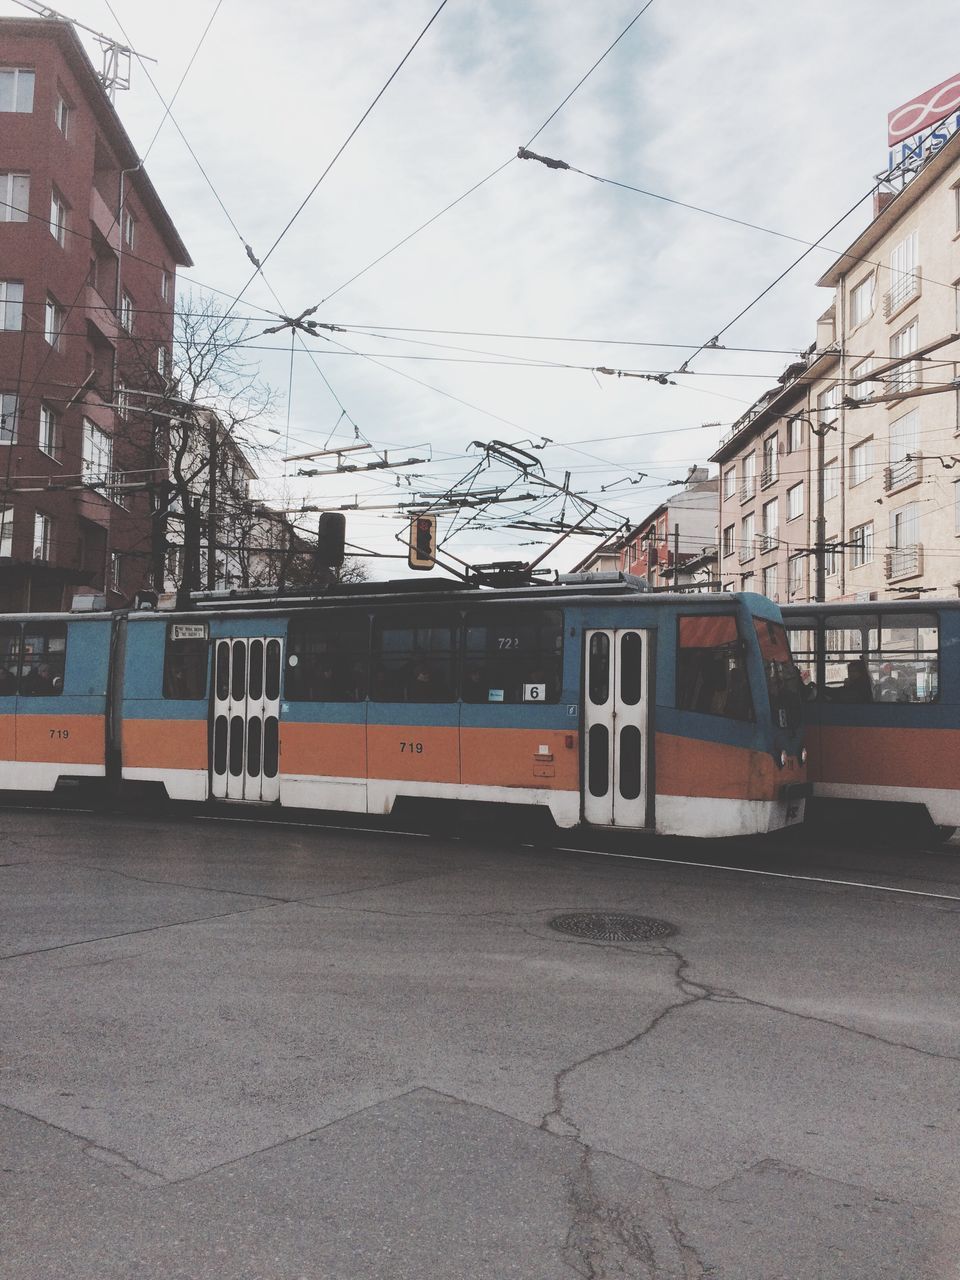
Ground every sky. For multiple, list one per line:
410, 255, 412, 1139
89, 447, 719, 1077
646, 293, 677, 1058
4, 0, 957, 576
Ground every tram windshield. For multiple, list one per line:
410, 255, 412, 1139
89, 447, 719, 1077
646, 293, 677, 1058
753, 617, 803, 731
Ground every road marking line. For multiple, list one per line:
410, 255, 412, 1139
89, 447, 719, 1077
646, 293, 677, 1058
553, 847, 960, 902
195, 815, 428, 838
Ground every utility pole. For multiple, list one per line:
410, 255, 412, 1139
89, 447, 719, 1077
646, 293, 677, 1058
673, 522, 680, 589
807, 414, 836, 603
206, 416, 218, 590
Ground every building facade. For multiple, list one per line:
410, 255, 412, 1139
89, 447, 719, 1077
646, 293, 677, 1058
712, 127, 960, 602
0, 17, 191, 611
572, 467, 719, 588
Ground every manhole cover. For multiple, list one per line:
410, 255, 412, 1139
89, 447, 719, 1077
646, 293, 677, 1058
548, 911, 676, 942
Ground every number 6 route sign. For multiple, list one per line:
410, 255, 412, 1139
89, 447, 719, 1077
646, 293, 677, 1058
523, 683, 546, 702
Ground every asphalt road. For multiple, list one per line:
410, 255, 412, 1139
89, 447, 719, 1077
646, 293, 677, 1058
1, 804, 959, 1279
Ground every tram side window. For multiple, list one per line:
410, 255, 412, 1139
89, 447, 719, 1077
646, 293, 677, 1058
286, 613, 370, 701
823, 615, 877, 703
0, 623, 19, 697
20, 623, 66, 696
676, 614, 753, 721
783, 618, 818, 701
877, 613, 938, 703
822, 613, 938, 704
162, 625, 208, 699
371, 612, 455, 702
462, 608, 562, 704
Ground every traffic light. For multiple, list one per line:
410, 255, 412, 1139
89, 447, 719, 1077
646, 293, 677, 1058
316, 512, 346, 567
408, 513, 437, 570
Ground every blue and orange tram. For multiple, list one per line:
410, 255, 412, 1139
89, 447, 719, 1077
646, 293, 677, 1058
782, 599, 960, 835
0, 577, 807, 837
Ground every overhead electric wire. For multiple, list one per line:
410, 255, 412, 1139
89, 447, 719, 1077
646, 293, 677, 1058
317, 1, 657, 305
210, 0, 454, 339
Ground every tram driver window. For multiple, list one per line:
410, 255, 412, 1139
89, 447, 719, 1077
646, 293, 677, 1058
0, 623, 20, 697
676, 614, 753, 721
462, 609, 562, 704
371, 612, 454, 702
20, 622, 66, 696
286, 613, 369, 701
162, 624, 208, 699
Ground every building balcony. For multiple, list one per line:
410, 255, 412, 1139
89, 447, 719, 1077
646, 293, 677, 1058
760, 466, 778, 490
759, 530, 779, 554
884, 453, 922, 494
885, 544, 923, 582
883, 267, 921, 318
89, 186, 122, 252
738, 540, 756, 564
739, 482, 755, 504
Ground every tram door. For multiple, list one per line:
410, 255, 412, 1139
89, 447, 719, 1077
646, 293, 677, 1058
211, 637, 283, 801
582, 629, 651, 827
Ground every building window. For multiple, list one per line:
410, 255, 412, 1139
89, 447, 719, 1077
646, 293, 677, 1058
120, 291, 134, 332
787, 416, 803, 453
849, 438, 873, 487
849, 274, 875, 327
761, 497, 778, 550
741, 452, 756, 501
890, 502, 919, 551
81, 418, 112, 485
0, 280, 23, 331
787, 482, 804, 521
890, 319, 919, 392
0, 68, 35, 113
161, 270, 170, 302
888, 409, 920, 491
39, 405, 59, 459
44, 297, 65, 349
157, 346, 169, 378
122, 208, 136, 248
722, 524, 734, 558
955, 184, 960, 235
739, 512, 755, 562
0, 506, 12, 557
788, 554, 804, 598
887, 231, 919, 313
0, 392, 18, 443
49, 187, 68, 246
54, 92, 70, 137
741, 572, 755, 591
850, 522, 874, 568
762, 564, 777, 598
955, 480, 960, 535
761, 433, 778, 486
0, 172, 29, 222
33, 512, 52, 561
817, 384, 839, 427
823, 457, 839, 502
849, 356, 878, 402
824, 542, 839, 578
109, 551, 122, 590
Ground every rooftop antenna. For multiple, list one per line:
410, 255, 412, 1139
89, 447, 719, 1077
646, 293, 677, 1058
12, 1, 156, 100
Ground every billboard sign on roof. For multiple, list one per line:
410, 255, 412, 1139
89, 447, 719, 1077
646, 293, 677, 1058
888, 74, 960, 146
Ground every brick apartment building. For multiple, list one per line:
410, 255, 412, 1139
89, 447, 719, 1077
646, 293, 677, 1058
712, 116, 960, 603
572, 466, 719, 587
0, 16, 191, 611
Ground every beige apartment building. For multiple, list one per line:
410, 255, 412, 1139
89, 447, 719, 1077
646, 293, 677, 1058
712, 127, 960, 602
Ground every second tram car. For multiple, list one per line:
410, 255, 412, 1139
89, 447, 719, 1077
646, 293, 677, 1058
783, 600, 960, 834
0, 577, 807, 838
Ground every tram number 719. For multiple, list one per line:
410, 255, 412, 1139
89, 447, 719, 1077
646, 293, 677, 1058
400, 741, 424, 753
